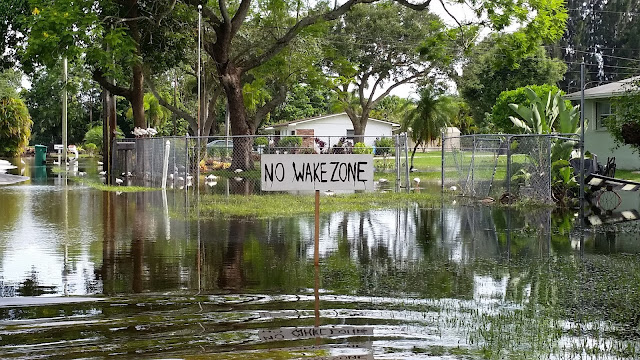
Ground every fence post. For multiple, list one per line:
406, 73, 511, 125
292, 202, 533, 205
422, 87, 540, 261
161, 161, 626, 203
185, 135, 189, 185
506, 135, 511, 198
441, 131, 445, 193
548, 136, 552, 202
471, 136, 476, 196
162, 140, 170, 189
395, 134, 401, 186
404, 133, 410, 191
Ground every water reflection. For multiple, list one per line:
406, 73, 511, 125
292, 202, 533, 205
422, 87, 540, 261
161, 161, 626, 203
3, 172, 640, 358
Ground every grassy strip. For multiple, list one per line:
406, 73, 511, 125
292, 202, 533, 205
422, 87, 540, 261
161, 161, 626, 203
199, 191, 443, 218
86, 182, 159, 192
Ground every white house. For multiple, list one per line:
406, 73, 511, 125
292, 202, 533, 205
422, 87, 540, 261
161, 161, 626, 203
262, 112, 400, 148
565, 76, 640, 170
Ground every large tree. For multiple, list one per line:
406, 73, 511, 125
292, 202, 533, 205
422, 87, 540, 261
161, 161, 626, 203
323, 1, 456, 142
22, 0, 193, 129
458, 34, 567, 130
185, 0, 568, 169
0, 69, 32, 156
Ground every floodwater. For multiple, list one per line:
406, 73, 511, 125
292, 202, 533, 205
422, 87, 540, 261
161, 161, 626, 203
1, 158, 640, 359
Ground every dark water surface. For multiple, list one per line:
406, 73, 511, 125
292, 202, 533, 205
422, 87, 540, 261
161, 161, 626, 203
1, 159, 640, 359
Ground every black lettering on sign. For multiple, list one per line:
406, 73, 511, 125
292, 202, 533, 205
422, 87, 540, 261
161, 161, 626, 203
305, 163, 313, 181
330, 162, 340, 182
275, 163, 285, 181
357, 161, 367, 183
292, 162, 304, 181
320, 163, 327, 182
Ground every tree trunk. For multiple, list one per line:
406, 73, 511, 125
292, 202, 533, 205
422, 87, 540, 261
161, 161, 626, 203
220, 66, 254, 170
131, 63, 145, 128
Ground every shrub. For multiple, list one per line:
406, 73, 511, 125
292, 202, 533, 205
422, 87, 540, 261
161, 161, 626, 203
84, 125, 124, 152
374, 137, 395, 156
489, 84, 567, 134
0, 97, 32, 156
254, 136, 269, 146
278, 136, 302, 148
84, 143, 97, 156
353, 142, 373, 154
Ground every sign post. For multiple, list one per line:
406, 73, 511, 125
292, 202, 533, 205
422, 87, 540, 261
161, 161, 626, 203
261, 154, 375, 328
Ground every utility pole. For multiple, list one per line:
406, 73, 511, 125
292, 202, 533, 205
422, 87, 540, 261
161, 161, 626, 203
62, 57, 68, 167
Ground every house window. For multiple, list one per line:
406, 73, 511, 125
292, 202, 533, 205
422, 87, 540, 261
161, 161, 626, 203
346, 129, 355, 140
596, 101, 613, 130
291, 130, 295, 135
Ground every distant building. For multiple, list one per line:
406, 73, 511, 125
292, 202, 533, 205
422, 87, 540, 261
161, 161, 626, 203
565, 76, 640, 169
262, 113, 400, 149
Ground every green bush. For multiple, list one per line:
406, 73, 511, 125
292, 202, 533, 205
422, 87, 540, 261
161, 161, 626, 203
84, 125, 123, 152
353, 142, 373, 154
0, 97, 32, 156
278, 136, 302, 148
489, 84, 567, 134
254, 136, 269, 146
84, 143, 97, 156
374, 137, 395, 156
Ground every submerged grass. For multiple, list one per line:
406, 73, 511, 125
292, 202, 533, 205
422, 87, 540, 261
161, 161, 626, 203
198, 191, 442, 218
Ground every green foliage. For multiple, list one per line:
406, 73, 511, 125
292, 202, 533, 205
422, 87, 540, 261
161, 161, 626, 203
272, 84, 335, 123
490, 84, 566, 133
125, 93, 172, 133
0, 96, 32, 156
254, 137, 269, 147
353, 142, 372, 154
84, 125, 123, 153
608, 80, 640, 152
508, 88, 581, 135
374, 137, 395, 157
459, 35, 567, 129
277, 136, 302, 148
0, 69, 21, 98
84, 142, 97, 156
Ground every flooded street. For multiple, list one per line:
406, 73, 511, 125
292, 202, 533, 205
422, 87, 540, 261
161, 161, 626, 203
1, 159, 640, 359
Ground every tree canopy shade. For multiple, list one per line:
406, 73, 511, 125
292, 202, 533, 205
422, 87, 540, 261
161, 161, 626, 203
0, 0, 29, 70
458, 35, 567, 130
21, 0, 194, 129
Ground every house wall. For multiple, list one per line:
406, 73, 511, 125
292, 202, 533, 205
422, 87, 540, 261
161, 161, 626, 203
272, 114, 396, 148
584, 100, 640, 170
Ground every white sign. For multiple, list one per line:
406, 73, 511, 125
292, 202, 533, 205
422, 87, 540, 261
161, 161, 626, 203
54, 144, 64, 150
261, 154, 374, 191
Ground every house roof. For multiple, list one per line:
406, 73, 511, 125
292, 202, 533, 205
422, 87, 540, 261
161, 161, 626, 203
564, 76, 640, 100
264, 112, 401, 129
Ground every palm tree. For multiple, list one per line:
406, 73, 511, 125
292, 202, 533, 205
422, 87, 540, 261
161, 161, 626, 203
402, 86, 457, 170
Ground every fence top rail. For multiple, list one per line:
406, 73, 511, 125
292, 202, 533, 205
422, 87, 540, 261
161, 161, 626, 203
444, 133, 581, 140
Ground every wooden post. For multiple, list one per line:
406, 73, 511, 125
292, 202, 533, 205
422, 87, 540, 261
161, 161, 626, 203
314, 189, 320, 327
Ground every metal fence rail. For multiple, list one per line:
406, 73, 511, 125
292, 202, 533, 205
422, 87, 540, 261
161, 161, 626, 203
442, 134, 581, 203
111, 134, 410, 193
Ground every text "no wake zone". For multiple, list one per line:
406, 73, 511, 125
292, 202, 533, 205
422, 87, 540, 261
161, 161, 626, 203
260, 154, 374, 191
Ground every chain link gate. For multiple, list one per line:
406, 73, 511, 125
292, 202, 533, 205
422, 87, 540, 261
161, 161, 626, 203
442, 134, 580, 203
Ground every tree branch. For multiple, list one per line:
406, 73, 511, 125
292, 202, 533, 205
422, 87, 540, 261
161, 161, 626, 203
371, 71, 426, 106
393, 0, 431, 11
439, 0, 466, 47
219, 0, 232, 27
243, 0, 378, 71
146, 76, 197, 129
253, 86, 287, 129
231, 0, 251, 38
92, 70, 132, 99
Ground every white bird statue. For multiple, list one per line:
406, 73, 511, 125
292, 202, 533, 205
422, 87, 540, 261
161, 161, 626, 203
234, 177, 243, 182
449, 185, 458, 191
99, 171, 107, 176
234, 168, 243, 173
97, 161, 104, 165
378, 178, 388, 184
115, 178, 123, 185
413, 177, 421, 184
206, 174, 218, 180
206, 181, 217, 187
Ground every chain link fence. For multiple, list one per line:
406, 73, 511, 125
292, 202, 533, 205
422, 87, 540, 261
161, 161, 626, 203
442, 134, 581, 203
111, 134, 410, 193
